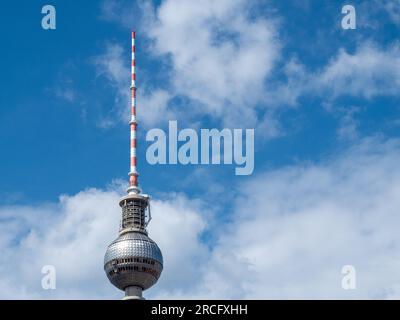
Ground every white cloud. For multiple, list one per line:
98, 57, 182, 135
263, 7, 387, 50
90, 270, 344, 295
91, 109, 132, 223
322, 103, 361, 141
182, 137, 400, 299
2, 137, 400, 299
146, 195, 209, 297
146, 0, 280, 126
138, 89, 173, 127
98, 0, 281, 128
0, 186, 208, 299
316, 42, 400, 99
92, 42, 173, 128
95, 1, 400, 137
272, 42, 400, 107
54, 87, 76, 103
51, 64, 78, 104
151, 137, 400, 299
92, 43, 130, 128
336, 107, 361, 141
0, 188, 120, 299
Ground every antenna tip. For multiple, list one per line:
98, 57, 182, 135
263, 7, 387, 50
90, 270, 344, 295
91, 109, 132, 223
132, 31, 136, 38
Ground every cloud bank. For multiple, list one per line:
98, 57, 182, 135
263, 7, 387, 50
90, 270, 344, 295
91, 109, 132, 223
96, 0, 400, 136
96, 0, 280, 128
2, 137, 400, 299
270, 42, 400, 107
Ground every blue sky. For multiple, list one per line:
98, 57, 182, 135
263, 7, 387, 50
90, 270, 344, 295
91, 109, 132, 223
0, 0, 399, 204
1, 0, 400, 299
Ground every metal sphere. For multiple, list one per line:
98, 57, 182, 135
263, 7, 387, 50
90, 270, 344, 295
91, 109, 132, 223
104, 232, 163, 291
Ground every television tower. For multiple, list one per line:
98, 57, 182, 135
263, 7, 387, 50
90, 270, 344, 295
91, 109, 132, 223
104, 31, 163, 300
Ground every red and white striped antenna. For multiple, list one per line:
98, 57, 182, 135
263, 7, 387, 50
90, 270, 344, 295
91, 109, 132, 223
127, 31, 140, 194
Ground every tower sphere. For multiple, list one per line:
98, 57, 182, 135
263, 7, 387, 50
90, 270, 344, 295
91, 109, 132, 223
104, 231, 163, 291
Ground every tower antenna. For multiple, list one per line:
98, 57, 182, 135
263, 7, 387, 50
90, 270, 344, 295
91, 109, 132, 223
128, 31, 139, 194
